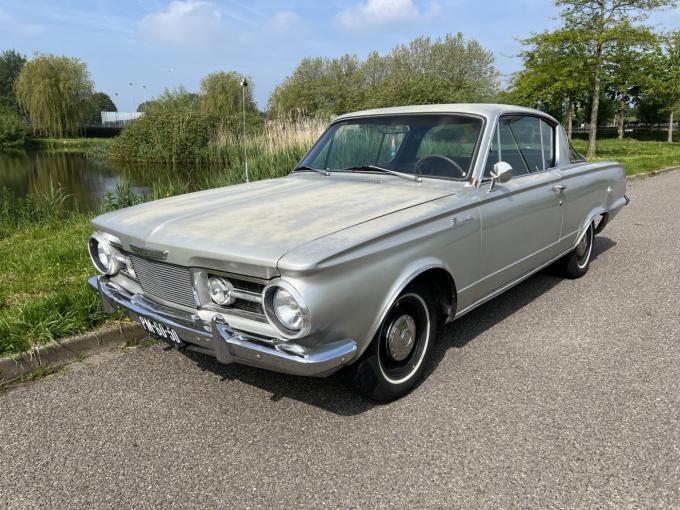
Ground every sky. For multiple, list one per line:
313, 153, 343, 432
1, 0, 680, 111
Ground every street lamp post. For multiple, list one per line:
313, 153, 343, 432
240, 78, 249, 183
129, 82, 135, 112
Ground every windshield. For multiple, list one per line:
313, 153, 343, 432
299, 114, 484, 180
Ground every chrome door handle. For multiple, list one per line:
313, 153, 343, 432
552, 184, 567, 193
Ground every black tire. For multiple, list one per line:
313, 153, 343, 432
344, 282, 438, 402
558, 222, 594, 279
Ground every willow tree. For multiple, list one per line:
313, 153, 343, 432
199, 71, 256, 116
15, 54, 94, 137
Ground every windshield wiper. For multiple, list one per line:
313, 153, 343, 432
292, 165, 330, 176
343, 165, 422, 183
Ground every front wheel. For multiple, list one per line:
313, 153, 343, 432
345, 283, 438, 402
558, 222, 594, 279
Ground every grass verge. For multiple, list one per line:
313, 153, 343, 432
572, 138, 680, 175
0, 218, 111, 357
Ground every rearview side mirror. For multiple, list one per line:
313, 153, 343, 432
488, 161, 513, 192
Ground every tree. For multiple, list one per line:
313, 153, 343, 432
646, 31, 680, 142
555, 0, 676, 157
15, 54, 94, 137
199, 71, 256, 115
604, 24, 657, 139
267, 33, 499, 118
0, 50, 27, 113
138, 86, 199, 113
85, 92, 117, 124
0, 107, 27, 147
511, 29, 593, 138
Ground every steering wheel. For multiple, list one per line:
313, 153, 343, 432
414, 155, 466, 178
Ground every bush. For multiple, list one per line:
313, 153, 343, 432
0, 108, 27, 148
109, 110, 263, 163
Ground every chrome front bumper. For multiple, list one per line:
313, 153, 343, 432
88, 276, 357, 377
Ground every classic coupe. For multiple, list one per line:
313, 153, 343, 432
88, 104, 628, 401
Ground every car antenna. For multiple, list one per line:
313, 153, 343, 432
240, 78, 250, 183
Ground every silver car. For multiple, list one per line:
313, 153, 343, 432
88, 104, 628, 401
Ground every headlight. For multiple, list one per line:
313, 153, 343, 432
273, 287, 303, 331
263, 281, 311, 338
208, 276, 235, 306
88, 234, 122, 276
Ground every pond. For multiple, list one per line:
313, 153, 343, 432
0, 150, 201, 211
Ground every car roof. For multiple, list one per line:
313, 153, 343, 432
334, 103, 556, 123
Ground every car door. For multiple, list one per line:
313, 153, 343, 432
473, 115, 563, 299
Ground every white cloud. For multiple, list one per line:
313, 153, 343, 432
336, 0, 440, 30
268, 11, 300, 33
138, 1, 224, 45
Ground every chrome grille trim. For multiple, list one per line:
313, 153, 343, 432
129, 255, 196, 309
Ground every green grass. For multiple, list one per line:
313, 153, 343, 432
572, 138, 680, 175
26, 137, 112, 159
27, 137, 111, 148
0, 219, 111, 357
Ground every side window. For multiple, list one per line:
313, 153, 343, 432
484, 125, 500, 177
569, 142, 586, 163
541, 120, 555, 168
507, 116, 543, 172
498, 119, 531, 176
484, 115, 554, 179
484, 121, 531, 177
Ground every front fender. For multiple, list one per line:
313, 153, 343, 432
364, 258, 456, 353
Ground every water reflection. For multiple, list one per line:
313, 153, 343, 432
0, 150, 197, 211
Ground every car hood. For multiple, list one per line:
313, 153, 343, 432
92, 173, 457, 277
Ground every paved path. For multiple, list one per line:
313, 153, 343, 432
1, 172, 679, 509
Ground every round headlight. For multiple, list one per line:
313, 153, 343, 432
88, 235, 120, 275
208, 276, 235, 306
263, 281, 311, 338
273, 287, 304, 331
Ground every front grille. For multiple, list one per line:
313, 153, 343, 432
231, 299, 264, 316
129, 256, 196, 309
232, 279, 264, 294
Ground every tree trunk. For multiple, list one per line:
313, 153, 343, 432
618, 99, 625, 140
565, 105, 573, 140
587, 1, 605, 158
669, 110, 674, 143
587, 42, 603, 158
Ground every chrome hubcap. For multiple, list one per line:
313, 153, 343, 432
386, 314, 417, 361
575, 234, 588, 257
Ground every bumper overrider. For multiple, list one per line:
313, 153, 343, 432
88, 276, 357, 377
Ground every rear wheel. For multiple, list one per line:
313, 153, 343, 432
558, 222, 594, 279
345, 283, 438, 402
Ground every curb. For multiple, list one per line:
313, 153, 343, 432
0, 322, 145, 384
628, 166, 680, 181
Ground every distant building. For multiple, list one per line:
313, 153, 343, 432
101, 111, 143, 127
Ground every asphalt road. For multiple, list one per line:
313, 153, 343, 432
2, 172, 680, 509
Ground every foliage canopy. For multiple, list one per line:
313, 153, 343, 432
0, 49, 27, 113
268, 33, 499, 118
15, 54, 94, 137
